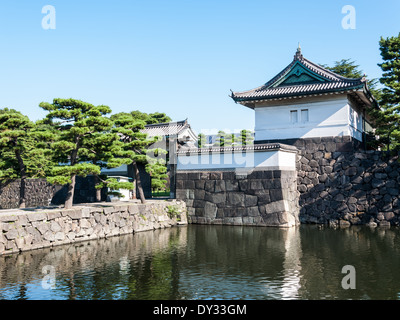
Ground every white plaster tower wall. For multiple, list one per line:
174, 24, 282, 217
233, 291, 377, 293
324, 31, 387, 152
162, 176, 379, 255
254, 96, 364, 142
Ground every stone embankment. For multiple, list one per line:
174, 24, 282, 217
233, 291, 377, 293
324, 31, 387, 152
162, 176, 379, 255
293, 137, 400, 227
0, 200, 187, 255
176, 170, 299, 227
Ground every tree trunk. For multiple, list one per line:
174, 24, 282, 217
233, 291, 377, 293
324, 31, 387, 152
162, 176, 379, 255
19, 176, 26, 209
15, 150, 27, 209
65, 174, 76, 209
95, 175, 102, 202
133, 161, 146, 204
65, 148, 79, 209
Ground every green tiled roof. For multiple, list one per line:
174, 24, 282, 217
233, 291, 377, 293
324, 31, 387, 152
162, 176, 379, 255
231, 48, 368, 104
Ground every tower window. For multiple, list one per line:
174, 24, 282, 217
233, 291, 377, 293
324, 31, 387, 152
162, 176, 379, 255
290, 110, 298, 123
301, 109, 309, 123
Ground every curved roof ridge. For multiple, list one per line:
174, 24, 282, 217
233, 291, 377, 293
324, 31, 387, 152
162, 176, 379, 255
301, 57, 364, 82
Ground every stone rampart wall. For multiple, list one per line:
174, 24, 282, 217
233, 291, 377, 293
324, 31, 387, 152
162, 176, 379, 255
295, 140, 400, 227
0, 200, 187, 255
176, 136, 400, 227
260, 136, 400, 226
176, 170, 299, 227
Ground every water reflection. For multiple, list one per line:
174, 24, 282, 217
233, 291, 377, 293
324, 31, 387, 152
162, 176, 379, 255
1, 225, 400, 300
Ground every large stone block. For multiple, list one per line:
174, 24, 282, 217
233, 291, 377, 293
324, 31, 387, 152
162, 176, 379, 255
50, 221, 62, 233
256, 191, 271, 205
176, 189, 188, 200
214, 181, 226, 193
193, 199, 206, 208
204, 180, 215, 192
260, 200, 287, 215
204, 202, 217, 219
195, 180, 205, 189
269, 189, 284, 202
184, 180, 195, 189
225, 180, 239, 191
27, 212, 47, 222
188, 172, 200, 180
46, 211, 61, 220
249, 180, 264, 190
204, 192, 226, 204
245, 195, 258, 207
227, 193, 245, 207
247, 206, 260, 217
194, 189, 206, 200
209, 172, 222, 180
5, 228, 18, 240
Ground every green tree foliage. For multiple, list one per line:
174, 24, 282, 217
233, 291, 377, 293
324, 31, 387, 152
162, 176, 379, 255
215, 130, 226, 147
197, 133, 206, 148
111, 112, 166, 203
146, 157, 168, 192
130, 110, 172, 125
79, 121, 133, 201
322, 58, 382, 100
39, 98, 113, 209
368, 33, 400, 151
0, 109, 53, 208
147, 112, 172, 124
225, 133, 237, 147
240, 129, 254, 146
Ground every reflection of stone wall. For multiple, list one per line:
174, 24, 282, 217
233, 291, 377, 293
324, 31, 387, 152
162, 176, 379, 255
0, 226, 188, 299
0, 200, 187, 255
176, 170, 299, 227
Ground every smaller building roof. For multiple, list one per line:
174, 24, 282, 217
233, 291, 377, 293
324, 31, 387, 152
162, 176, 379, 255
142, 119, 188, 137
142, 119, 197, 141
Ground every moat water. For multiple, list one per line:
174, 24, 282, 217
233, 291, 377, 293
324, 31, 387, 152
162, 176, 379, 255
1, 224, 400, 300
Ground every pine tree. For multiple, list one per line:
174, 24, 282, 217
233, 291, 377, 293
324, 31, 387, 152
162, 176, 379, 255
197, 133, 206, 148
127, 110, 171, 194
240, 129, 254, 146
215, 130, 226, 147
146, 158, 168, 192
0, 109, 53, 208
39, 98, 112, 209
147, 112, 172, 124
322, 59, 382, 100
373, 33, 400, 151
111, 112, 162, 203
79, 123, 133, 201
130, 110, 172, 125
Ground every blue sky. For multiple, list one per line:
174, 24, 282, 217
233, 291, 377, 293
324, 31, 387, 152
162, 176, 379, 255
0, 0, 399, 135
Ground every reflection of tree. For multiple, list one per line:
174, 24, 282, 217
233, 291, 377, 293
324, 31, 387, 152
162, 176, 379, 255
3, 225, 400, 300
49, 227, 187, 300
125, 228, 184, 300
0, 227, 187, 300
17, 283, 27, 300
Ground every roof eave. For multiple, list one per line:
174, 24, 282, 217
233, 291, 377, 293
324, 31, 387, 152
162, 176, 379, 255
232, 85, 364, 105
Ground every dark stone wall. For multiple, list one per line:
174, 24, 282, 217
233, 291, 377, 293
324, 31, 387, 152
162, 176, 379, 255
0, 179, 63, 209
176, 170, 299, 227
0, 176, 108, 209
51, 176, 109, 205
265, 136, 400, 227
